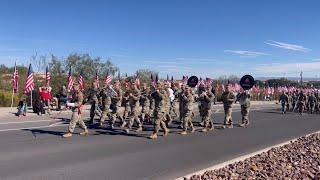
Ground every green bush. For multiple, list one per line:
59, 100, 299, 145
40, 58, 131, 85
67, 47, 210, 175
0, 91, 22, 107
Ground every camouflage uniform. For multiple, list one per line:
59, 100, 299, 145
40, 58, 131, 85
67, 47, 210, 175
164, 88, 172, 125
308, 93, 317, 114
315, 93, 320, 113
177, 87, 185, 124
122, 90, 130, 122
169, 86, 178, 117
279, 93, 289, 114
149, 87, 169, 139
297, 92, 306, 115
238, 91, 251, 126
67, 90, 88, 135
140, 88, 151, 123
198, 87, 214, 131
287, 93, 292, 111
88, 86, 101, 123
110, 88, 123, 128
221, 90, 235, 127
292, 93, 297, 112
181, 89, 195, 134
126, 88, 142, 132
99, 87, 112, 125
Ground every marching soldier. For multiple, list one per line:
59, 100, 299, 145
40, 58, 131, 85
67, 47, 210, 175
315, 92, 320, 112
87, 81, 101, 124
287, 93, 292, 112
122, 86, 131, 127
221, 84, 235, 128
197, 85, 214, 132
297, 91, 306, 115
140, 83, 151, 124
237, 89, 251, 127
99, 85, 112, 126
170, 83, 179, 117
307, 92, 317, 114
110, 81, 124, 128
279, 92, 289, 114
292, 92, 298, 112
149, 82, 170, 139
125, 82, 143, 133
177, 84, 185, 128
181, 86, 195, 135
148, 85, 156, 123
63, 83, 89, 138
165, 83, 173, 125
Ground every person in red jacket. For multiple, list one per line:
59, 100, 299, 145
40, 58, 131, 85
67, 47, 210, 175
39, 86, 52, 114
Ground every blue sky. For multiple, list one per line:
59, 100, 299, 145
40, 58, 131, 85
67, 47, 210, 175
0, 0, 320, 78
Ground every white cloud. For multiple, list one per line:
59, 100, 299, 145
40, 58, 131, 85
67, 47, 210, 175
265, 40, 311, 52
254, 61, 320, 75
224, 50, 269, 57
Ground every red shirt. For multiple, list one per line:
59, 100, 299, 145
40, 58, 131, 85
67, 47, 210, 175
39, 91, 51, 101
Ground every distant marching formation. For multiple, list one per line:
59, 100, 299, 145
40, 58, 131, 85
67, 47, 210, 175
279, 90, 320, 115
61, 75, 254, 139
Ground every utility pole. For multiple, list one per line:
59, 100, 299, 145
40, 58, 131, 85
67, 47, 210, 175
300, 71, 303, 86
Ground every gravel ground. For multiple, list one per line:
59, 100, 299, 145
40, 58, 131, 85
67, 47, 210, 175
188, 133, 320, 180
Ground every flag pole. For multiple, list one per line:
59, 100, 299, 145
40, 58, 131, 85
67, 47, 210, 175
30, 90, 33, 109
11, 89, 14, 108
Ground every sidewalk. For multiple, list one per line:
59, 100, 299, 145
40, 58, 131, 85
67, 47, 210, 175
0, 101, 278, 120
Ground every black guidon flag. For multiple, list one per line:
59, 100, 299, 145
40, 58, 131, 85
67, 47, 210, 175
240, 75, 255, 90
187, 76, 199, 88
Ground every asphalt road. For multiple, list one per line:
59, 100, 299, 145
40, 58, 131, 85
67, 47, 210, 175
0, 106, 319, 180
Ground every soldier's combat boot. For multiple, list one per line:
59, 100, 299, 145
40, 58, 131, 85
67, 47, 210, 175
149, 133, 157, 139
125, 128, 130, 134
62, 132, 72, 138
239, 122, 246, 127
164, 128, 170, 136
180, 131, 187, 135
201, 128, 208, 132
121, 121, 127, 128
208, 122, 214, 131
135, 126, 143, 132
80, 129, 89, 136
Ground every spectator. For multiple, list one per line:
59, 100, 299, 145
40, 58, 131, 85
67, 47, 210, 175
39, 86, 52, 114
16, 98, 27, 117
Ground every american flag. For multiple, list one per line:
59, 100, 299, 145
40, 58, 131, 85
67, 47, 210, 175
12, 61, 19, 93
67, 66, 73, 91
198, 77, 205, 87
45, 66, 51, 87
104, 72, 112, 85
24, 64, 34, 94
205, 77, 213, 87
182, 75, 188, 85
135, 75, 140, 87
77, 71, 85, 91
94, 71, 99, 88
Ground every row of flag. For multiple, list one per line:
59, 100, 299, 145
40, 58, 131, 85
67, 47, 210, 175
11, 64, 320, 95
11, 64, 114, 95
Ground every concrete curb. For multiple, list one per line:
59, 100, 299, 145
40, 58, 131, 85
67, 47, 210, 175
176, 130, 320, 180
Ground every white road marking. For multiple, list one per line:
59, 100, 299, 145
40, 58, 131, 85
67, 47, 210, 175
176, 130, 320, 180
0, 124, 67, 132
0, 119, 58, 125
